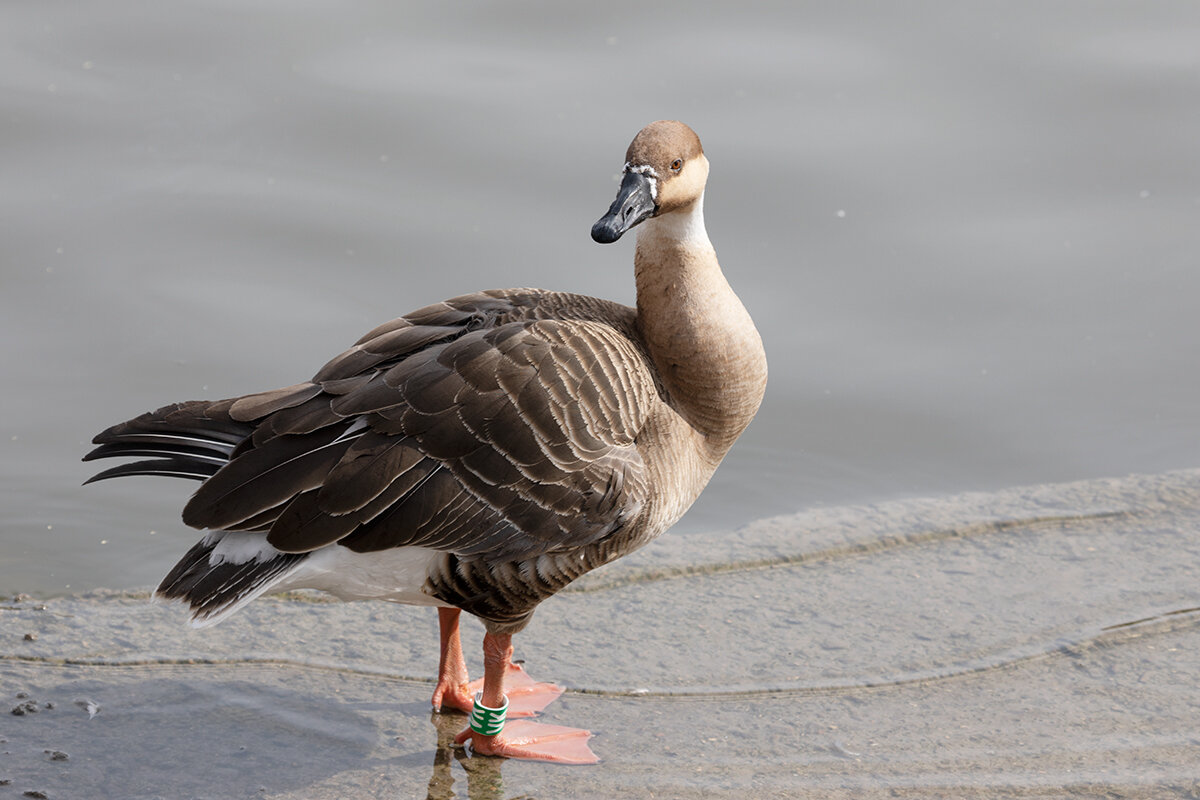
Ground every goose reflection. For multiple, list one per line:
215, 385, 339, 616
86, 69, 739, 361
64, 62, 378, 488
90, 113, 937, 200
426, 711, 507, 800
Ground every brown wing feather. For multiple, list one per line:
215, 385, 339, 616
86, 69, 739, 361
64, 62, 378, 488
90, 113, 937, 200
181, 424, 356, 530
172, 291, 657, 563
313, 324, 461, 383
228, 382, 323, 422
316, 432, 430, 514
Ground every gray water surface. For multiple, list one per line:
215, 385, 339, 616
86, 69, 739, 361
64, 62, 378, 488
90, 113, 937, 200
4, 1, 1200, 593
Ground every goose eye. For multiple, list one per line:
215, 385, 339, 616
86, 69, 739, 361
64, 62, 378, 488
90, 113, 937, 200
670, 159, 683, 172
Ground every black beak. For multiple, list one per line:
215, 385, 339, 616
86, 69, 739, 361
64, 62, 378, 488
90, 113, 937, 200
591, 171, 657, 243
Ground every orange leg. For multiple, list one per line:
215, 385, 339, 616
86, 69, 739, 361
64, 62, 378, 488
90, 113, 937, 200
431, 607, 565, 717
431, 607, 473, 713
454, 631, 598, 764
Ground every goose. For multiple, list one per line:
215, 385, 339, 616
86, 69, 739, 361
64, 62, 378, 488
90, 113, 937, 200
84, 120, 768, 764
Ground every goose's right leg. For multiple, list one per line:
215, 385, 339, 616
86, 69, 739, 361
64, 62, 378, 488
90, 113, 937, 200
430, 607, 565, 718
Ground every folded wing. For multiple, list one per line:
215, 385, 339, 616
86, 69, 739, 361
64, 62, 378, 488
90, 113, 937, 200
159, 291, 659, 563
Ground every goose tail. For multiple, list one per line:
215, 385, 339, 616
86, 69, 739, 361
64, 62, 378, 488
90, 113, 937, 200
154, 531, 309, 627
83, 400, 251, 485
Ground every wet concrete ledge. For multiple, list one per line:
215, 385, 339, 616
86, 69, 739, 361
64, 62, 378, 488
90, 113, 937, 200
3, 470, 1200, 799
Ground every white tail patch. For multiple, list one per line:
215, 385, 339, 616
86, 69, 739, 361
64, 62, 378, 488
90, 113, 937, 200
202, 531, 286, 566
276, 545, 448, 607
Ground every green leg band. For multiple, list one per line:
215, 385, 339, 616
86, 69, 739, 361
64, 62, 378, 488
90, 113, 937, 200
469, 693, 508, 736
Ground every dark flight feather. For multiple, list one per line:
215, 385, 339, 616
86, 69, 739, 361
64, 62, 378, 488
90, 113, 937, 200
88, 290, 659, 604
182, 424, 357, 532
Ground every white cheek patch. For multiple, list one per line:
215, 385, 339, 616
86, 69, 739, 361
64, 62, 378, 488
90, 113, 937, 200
624, 162, 659, 201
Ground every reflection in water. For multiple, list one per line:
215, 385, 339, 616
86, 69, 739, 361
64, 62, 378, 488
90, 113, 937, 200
426, 711, 509, 800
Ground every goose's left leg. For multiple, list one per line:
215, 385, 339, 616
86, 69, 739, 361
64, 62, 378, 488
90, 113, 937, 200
431, 608, 567, 718
454, 631, 598, 764
432, 607, 473, 713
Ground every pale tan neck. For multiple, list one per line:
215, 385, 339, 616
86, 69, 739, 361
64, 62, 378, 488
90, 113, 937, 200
634, 196, 768, 458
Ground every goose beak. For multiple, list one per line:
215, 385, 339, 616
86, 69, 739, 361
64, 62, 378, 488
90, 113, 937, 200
591, 171, 657, 243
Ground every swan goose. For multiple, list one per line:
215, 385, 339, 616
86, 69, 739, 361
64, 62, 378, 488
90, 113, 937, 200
85, 120, 768, 763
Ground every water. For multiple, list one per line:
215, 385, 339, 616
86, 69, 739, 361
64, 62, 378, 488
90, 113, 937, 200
5, 470, 1200, 797
4, 1, 1200, 593
2, 1, 1194, 591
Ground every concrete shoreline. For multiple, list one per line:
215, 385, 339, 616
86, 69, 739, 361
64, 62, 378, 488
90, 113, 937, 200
4, 470, 1200, 798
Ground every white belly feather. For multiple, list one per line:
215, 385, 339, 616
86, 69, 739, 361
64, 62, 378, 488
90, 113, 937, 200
274, 543, 449, 607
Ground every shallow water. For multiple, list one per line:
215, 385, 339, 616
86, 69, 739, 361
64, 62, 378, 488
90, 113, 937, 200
4, 471, 1200, 798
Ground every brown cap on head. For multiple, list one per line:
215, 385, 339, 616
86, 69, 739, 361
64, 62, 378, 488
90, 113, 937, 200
624, 120, 704, 174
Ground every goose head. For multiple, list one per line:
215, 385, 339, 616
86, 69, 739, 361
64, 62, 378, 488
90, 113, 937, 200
591, 120, 708, 244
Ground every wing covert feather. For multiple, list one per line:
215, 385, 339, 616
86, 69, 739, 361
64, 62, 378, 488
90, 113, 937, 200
186, 292, 659, 562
